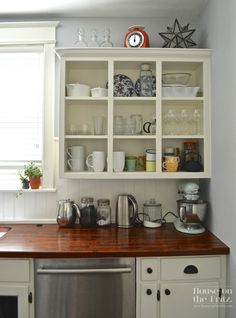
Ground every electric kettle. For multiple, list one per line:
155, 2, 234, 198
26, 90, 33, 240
116, 194, 138, 228
57, 199, 81, 227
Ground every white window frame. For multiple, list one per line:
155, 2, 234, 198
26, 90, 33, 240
0, 21, 59, 189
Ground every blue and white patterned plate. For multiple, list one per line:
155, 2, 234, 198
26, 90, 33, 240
113, 74, 135, 97
135, 76, 156, 96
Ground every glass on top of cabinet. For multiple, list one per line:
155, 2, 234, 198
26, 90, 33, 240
162, 61, 204, 98
113, 61, 156, 98
65, 60, 108, 93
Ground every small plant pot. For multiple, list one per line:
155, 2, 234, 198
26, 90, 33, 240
22, 179, 30, 189
29, 176, 41, 189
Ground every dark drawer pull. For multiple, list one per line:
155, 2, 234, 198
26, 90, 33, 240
146, 289, 152, 295
147, 267, 153, 274
184, 265, 198, 274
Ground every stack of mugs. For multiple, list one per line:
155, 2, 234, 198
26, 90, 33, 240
67, 146, 85, 171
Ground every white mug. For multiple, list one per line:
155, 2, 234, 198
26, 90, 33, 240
67, 146, 84, 158
86, 151, 106, 172
68, 158, 84, 171
113, 151, 125, 172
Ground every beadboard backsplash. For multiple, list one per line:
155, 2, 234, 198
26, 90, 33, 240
0, 179, 178, 223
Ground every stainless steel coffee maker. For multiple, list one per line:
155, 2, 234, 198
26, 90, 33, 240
174, 182, 207, 234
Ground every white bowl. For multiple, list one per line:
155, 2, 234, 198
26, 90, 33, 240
66, 83, 90, 97
162, 73, 191, 85
91, 87, 108, 98
162, 86, 200, 97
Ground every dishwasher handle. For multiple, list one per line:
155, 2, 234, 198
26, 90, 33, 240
37, 267, 132, 274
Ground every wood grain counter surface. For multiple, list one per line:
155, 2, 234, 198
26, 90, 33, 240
0, 224, 229, 258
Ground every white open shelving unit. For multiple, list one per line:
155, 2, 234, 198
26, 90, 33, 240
56, 48, 211, 179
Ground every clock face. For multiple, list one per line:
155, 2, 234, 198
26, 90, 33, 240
126, 31, 144, 48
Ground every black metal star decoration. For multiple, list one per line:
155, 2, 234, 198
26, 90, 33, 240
159, 18, 196, 48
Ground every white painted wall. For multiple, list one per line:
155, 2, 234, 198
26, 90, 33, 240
198, 1, 236, 315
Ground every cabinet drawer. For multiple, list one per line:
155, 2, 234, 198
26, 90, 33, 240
141, 258, 159, 281
0, 259, 30, 282
161, 257, 221, 280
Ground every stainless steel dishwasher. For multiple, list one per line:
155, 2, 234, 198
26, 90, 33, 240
35, 258, 135, 318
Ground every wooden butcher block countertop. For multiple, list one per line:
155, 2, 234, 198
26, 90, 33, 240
0, 223, 229, 258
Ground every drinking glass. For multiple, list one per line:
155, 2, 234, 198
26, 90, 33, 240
192, 109, 201, 135
163, 109, 177, 135
114, 116, 124, 135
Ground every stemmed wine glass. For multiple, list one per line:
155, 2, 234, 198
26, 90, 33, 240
163, 109, 177, 135
192, 108, 201, 135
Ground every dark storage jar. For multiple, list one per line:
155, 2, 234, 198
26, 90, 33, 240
80, 197, 97, 227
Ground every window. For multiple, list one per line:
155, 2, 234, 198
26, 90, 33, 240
0, 21, 58, 189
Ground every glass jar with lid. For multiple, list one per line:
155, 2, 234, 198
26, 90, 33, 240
143, 199, 162, 222
96, 199, 111, 226
140, 63, 153, 97
80, 196, 97, 227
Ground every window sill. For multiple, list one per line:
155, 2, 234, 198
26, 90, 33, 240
0, 188, 57, 193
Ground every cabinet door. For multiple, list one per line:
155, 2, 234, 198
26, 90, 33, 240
160, 281, 219, 318
137, 283, 158, 318
0, 285, 30, 318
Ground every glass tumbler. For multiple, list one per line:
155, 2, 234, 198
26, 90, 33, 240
114, 115, 124, 135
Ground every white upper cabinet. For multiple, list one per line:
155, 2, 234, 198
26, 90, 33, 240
56, 48, 211, 179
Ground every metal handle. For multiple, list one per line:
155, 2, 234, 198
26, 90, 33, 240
37, 267, 132, 274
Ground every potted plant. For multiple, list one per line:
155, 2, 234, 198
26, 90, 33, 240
18, 171, 30, 189
24, 162, 43, 189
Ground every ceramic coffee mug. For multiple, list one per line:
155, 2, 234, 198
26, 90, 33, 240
113, 151, 125, 172
125, 156, 137, 172
162, 161, 178, 172
86, 151, 106, 172
68, 158, 84, 171
67, 146, 84, 158
164, 155, 179, 163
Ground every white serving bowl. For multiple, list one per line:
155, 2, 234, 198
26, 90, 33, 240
91, 87, 108, 98
66, 83, 90, 97
162, 86, 200, 97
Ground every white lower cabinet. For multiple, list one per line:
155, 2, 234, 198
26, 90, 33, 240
0, 259, 34, 318
136, 256, 226, 318
160, 281, 219, 318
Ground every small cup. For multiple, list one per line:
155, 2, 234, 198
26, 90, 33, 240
164, 155, 179, 163
86, 151, 106, 172
125, 156, 137, 172
162, 161, 178, 172
113, 151, 125, 172
67, 146, 84, 158
68, 158, 84, 171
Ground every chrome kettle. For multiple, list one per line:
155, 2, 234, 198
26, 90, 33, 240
116, 194, 138, 228
57, 199, 81, 227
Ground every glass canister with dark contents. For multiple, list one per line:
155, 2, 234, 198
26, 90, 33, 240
80, 196, 97, 227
